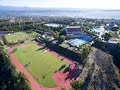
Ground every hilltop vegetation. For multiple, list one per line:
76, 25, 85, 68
0, 49, 31, 90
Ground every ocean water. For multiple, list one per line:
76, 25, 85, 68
0, 6, 120, 19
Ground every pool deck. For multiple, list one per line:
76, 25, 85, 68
67, 36, 91, 47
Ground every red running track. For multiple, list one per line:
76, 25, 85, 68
8, 42, 78, 90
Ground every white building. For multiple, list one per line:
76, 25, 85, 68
65, 26, 85, 39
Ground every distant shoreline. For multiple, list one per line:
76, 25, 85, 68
0, 6, 120, 19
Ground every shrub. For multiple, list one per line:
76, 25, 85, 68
71, 80, 84, 90
1, 35, 9, 45
59, 35, 66, 43
64, 66, 70, 73
59, 64, 66, 71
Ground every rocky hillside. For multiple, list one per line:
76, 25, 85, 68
72, 48, 120, 90
87, 49, 120, 90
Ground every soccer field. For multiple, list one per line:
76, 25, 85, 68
13, 43, 68, 88
5, 31, 39, 44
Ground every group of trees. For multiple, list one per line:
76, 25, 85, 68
51, 31, 59, 40
0, 23, 39, 31
0, 17, 66, 32
0, 20, 23, 31
111, 43, 120, 69
72, 45, 91, 61
0, 19, 45, 31
51, 31, 66, 43
80, 46, 91, 60
1, 35, 9, 45
104, 31, 120, 41
0, 49, 31, 90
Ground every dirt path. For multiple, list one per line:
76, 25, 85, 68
79, 48, 97, 81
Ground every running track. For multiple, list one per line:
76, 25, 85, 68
8, 42, 78, 90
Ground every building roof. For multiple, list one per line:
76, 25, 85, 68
66, 26, 81, 32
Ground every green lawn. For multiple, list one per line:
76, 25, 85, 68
13, 43, 68, 88
5, 31, 39, 44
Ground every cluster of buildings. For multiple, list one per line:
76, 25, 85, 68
64, 26, 92, 47
9, 17, 33, 23
9, 17, 46, 23
63, 23, 119, 46
105, 22, 119, 31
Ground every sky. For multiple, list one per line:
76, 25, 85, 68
0, 0, 120, 9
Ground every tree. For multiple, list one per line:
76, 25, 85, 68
105, 33, 112, 38
81, 46, 91, 60
81, 26, 87, 31
51, 32, 59, 40
0, 41, 4, 46
59, 35, 66, 43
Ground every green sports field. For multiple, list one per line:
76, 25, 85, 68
5, 31, 39, 44
13, 43, 68, 88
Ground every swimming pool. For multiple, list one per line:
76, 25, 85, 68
92, 28, 100, 32
68, 36, 90, 47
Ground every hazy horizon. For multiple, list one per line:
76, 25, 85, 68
0, 0, 120, 9
1, 5, 120, 10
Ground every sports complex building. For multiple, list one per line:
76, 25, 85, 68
65, 26, 93, 47
65, 26, 85, 39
